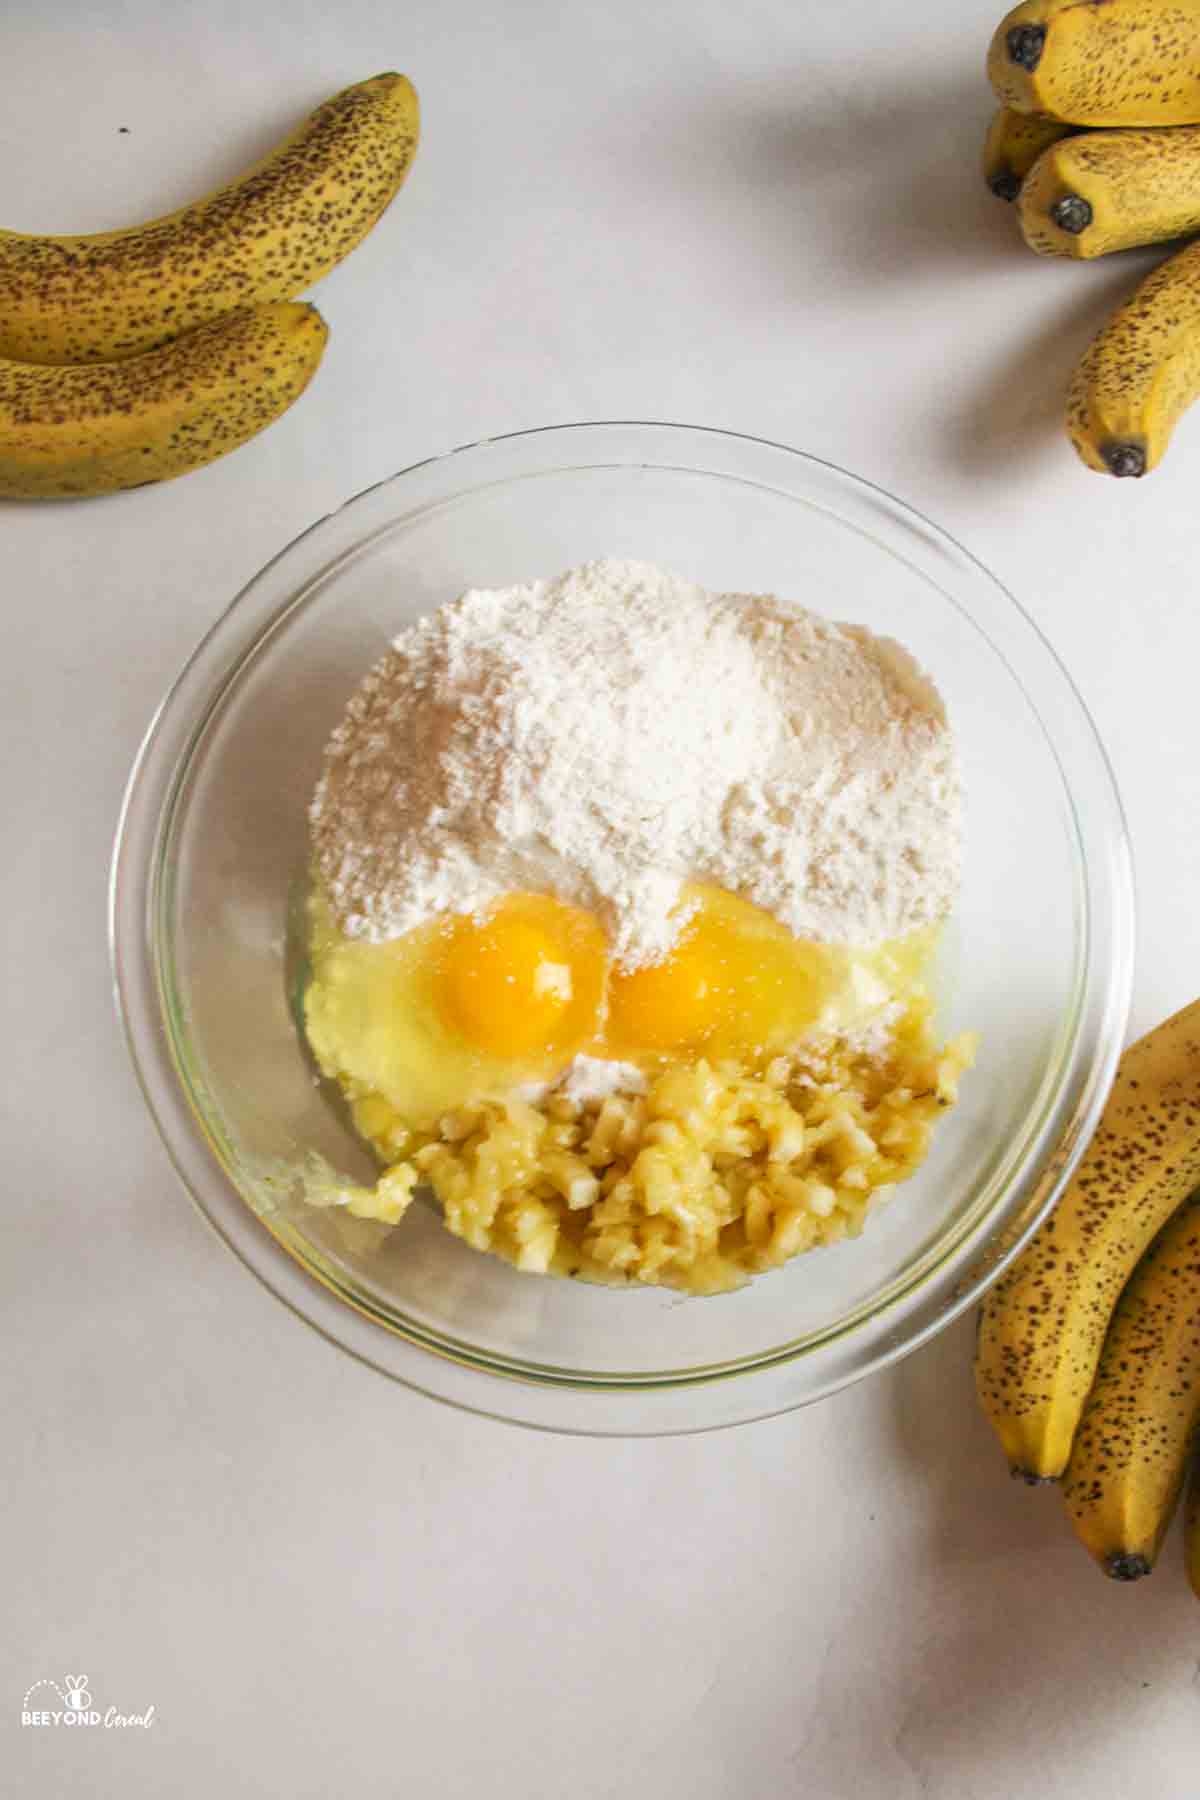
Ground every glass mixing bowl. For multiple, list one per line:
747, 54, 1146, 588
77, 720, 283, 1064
110, 422, 1134, 1433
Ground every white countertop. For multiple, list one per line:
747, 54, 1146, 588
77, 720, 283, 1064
6, 2, 1200, 1793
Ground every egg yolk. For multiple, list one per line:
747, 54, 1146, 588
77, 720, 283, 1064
608, 922, 731, 1051
427, 883, 901, 1067
437, 897, 606, 1059
607, 903, 824, 1056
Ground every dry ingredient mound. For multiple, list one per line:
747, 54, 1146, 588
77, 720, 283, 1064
309, 559, 960, 967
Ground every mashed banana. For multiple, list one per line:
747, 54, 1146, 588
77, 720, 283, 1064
308, 1004, 975, 1295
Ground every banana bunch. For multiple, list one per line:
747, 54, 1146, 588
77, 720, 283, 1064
976, 999, 1200, 1595
984, 0, 1200, 475
0, 72, 419, 499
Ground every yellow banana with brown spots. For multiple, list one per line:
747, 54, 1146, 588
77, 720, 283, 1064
1062, 1192, 1200, 1579
0, 72, 417, 365
988, 0, 1200, 126
975, 999, 1200, 1482
0, 300, 327, 499
1019, 124, 1200, 257
982, 106, 1076, 201
1067, 237, 1200, 477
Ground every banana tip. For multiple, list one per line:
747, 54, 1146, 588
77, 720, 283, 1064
1010, 1466, 1057, 1487
1006, 24, 1045, 71
1104, 1551, 1153, 1582
1050, 194, 1093, 236
1103, 442, 1147, 479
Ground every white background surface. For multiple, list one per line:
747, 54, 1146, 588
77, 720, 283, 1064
4, 1, 1199, 1794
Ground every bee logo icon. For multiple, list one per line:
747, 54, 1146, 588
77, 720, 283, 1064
63, 1676, 91, 1712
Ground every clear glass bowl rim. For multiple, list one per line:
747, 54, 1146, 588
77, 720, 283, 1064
109, 420, 1135, 1435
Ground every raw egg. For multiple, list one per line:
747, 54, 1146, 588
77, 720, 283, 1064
304, 880, 938, 1132
437, 894, 606, 1058
605, 900, 822, 1056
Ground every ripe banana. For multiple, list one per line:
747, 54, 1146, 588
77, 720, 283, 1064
1019, 125, 1200, 257
988, 0, 1200, 125
0, 301, 327, 499
1186, 1461, 1200, 1600
983, 107, 1076, 200
0, 72, 417, 365
976, 999, 1200, 1482
1062, 1192, 1200, 1579
1067, 236, 1200, 476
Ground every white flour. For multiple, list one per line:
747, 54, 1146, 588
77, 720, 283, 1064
310, 559, 960, 966
512, 1055, 649, 1108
